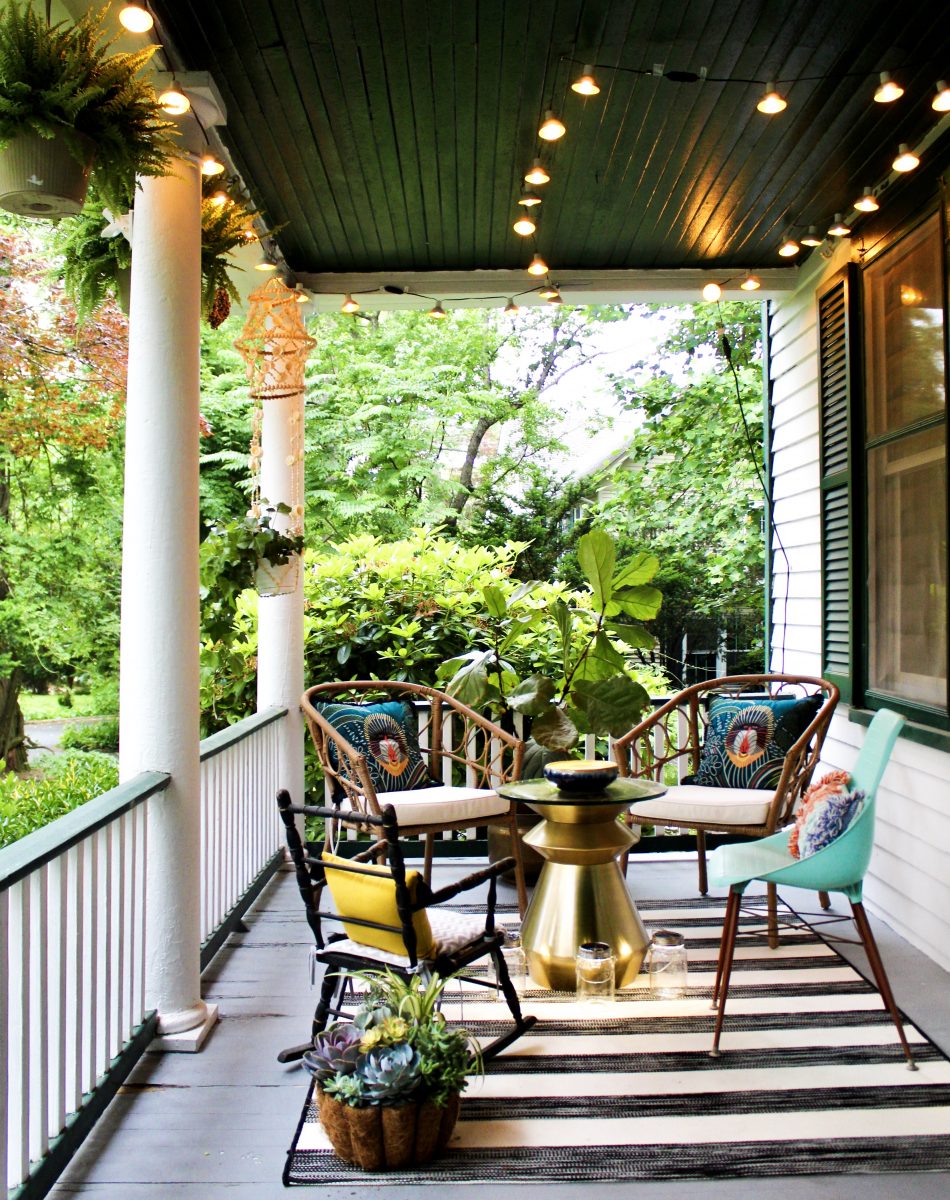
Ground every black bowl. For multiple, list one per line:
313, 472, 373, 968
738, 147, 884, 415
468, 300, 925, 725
542, 759, 619, 794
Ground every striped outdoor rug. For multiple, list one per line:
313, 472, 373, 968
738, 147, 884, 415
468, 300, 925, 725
284, 897, 950, 1185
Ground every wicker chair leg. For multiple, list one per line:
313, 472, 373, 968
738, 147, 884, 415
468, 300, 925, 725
696, 830, 708, 895
423, 832, 435, 883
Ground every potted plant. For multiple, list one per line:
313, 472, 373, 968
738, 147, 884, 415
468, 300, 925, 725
200, 502, 305, 626
0, 2, 175, 218
302, 970, 480, 1171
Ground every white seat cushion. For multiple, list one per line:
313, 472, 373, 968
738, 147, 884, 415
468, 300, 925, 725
321, 908, 491, 966
627, 784, 774, 828
363, 785, 510, 826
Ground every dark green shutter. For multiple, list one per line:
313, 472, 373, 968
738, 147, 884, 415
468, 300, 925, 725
817, 270, 855, 701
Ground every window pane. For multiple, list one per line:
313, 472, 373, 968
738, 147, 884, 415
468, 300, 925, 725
865, 213, 945, 438
867, 427, 948, 709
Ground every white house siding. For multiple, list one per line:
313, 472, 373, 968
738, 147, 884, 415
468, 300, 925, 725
768, 246, 950, 973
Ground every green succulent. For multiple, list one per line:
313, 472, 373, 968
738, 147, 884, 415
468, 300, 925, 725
357, 1043, 422, 1105
321, 1072, 366, 1108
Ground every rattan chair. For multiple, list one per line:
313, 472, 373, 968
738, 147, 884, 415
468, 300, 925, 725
301, 680, 528, 915
612, 674, 840, 946
275, 791, 537, 1065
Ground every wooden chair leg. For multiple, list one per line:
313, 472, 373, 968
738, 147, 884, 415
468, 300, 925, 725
850, 901, 917, 1070
818, 890, 831, 910
696, 830, 708, 895
767, 882, 779, 949
710, 887, 742, 1056
506, 811, 529, 917
423, 831, 435, 883
711, 881, 742, 1009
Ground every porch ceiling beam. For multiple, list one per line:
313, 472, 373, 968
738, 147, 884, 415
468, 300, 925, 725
290, 268, 799, 311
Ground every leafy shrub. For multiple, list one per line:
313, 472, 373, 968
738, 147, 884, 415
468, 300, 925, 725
0, 751, 120, 849
60, 717, 119, 752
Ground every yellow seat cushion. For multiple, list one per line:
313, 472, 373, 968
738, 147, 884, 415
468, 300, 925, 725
322, 852, 434, 958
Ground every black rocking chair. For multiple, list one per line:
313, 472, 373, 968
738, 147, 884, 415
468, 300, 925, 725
276, 790, 537, 1064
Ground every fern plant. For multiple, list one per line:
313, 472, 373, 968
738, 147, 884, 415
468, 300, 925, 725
0, 2, 175, 211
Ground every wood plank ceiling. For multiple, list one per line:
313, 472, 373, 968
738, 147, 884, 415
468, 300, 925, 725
151, 0, 950, 286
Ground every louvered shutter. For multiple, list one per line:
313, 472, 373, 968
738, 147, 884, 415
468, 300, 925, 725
817, 269, 855, 700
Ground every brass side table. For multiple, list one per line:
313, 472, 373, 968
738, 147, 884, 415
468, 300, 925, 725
498, 777, 667, 991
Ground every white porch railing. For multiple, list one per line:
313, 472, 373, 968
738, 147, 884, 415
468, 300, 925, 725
0, 706, 288, 1200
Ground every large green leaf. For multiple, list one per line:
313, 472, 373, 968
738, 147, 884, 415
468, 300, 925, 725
482, 584, 508, 618
605, 620, 656, 650
570, 675, 651, 738
612, 552, 660, 589
441, 649, 493, 707
613, 584, 663, 621
573, 631, 625, 682
577, 529, 616, 608
530, 705, 579, 752
552, 598, 573, 667
507, 674, 556, 716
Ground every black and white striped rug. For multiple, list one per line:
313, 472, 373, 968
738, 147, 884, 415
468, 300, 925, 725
285, 897, 950, 1185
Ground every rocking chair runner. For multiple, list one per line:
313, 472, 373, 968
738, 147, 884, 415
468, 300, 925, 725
301, 680, 529, 916
276, 791, 537, 1065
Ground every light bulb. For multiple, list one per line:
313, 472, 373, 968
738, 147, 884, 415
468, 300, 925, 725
538, 110, 566, 140
538, 282, 559, 299
702, 282, 722, 302
254, 260, 278, 272
243, 228, 258, 241
893, 143, 919, 172
756, 82, 787, 114
932, 81, 950, 112
778, 233, 800, 257
873, 71, 903, 103
740, 274, 761, 291
546, 289, 563, 305
209, 190, 228, 207
517, 191, 542, 207
504, 298, 519, 314
571, 66, 600, 96
853, 187, 879, 213
200, 154, 225, 177
800, 225, 823, 247
427, 301, 447, 319
524, 159, 551, 186
527, 254, 548, 276
828, 213, 852, 237
119, 4, 153, 33
341, 294, 360, 314
295, 286, 310, 303
159, 85, 190, 116
513, 214, 537, 236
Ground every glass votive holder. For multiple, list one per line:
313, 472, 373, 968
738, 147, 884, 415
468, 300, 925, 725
647, 929, 688, 999
496, 928, 528, 997
575, 941, 615, 1003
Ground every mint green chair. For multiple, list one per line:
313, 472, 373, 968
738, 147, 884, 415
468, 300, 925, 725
708, 708, 915, 1067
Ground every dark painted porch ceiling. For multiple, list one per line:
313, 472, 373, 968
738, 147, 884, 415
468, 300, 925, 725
151, 0, 950, 285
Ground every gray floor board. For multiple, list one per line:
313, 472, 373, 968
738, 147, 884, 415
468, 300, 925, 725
48, 859, 950, 1200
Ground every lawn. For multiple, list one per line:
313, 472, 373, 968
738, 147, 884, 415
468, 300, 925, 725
19, 692, 100, 720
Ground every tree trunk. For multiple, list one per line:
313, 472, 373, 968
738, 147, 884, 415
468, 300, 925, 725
0, 668, 27, 772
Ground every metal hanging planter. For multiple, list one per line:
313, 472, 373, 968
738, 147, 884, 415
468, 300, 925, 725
0, 130, 95, 218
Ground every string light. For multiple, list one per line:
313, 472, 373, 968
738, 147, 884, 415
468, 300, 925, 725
538, 110, 566, 140
341, 294, 360, 314
209, 190, 228, 207
158, 83, 190, 116
778, 232, 801, 257
873, 71, 903, 103
538, 282, 559, 299
504, 298, 519, 314
545, 288, 563, 304
827, 213, 852, 237
571, 66, 600, 96
513, 213, 537, 236
892, 143, 920, 172
254, 260, 278, 272
119, 4, 153, 33
527, 253, 548, 276
853, 186, 880, 213
740, 274, 761, 291
517, 190, 542, 207
524, 159, 551, 186
800, 226, 824, 247
756, 83, 787, 114
933, 81, 950, 112
294, 284, 310, 304
427, 301, 448, 318
200, 154, 225, 177
701, 282, 722, 302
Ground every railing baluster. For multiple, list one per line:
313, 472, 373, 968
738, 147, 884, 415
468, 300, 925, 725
0, 887, 8, 1195
30, 866, 49, 1162
48, 854, 67, 1145
13, 879, 30, 1184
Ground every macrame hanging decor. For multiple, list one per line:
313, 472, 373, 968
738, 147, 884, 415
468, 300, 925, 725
235, 277, 315, 597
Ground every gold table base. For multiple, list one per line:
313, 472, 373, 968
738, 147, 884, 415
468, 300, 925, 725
501, 780, 666, 992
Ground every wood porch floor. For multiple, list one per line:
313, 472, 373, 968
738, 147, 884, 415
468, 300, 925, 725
49, 857, 950, 1200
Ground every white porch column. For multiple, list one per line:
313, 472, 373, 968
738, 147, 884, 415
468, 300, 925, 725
119, 158, 215, 1044
257, 392, 305, 804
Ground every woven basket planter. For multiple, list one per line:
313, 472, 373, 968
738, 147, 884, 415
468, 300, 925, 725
0, 131, 94, 218
254, 554, 298, 598
315, 1087, 461, 1171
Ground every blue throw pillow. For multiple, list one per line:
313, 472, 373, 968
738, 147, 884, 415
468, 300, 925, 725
312, 700, 435, 796
694, 694, 822, 790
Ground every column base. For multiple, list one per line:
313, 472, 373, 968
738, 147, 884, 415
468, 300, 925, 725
149, 1002, 220, 1053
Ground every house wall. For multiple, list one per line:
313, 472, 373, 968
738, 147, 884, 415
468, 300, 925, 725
768, 245, 950, 974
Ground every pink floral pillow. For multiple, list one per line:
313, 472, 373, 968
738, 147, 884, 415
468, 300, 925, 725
789, 769, 864, 858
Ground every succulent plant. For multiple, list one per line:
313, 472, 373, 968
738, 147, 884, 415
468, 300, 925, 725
321, 1072, 367, 1108
303, 1022, 362, 1082
357, 1043, 422, 1105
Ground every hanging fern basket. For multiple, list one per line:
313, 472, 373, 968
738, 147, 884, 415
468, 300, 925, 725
0, 131, 95, 218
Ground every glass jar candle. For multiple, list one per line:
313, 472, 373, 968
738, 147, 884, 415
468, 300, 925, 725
647, 929, 688, 999
575, 941, 615, 1003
